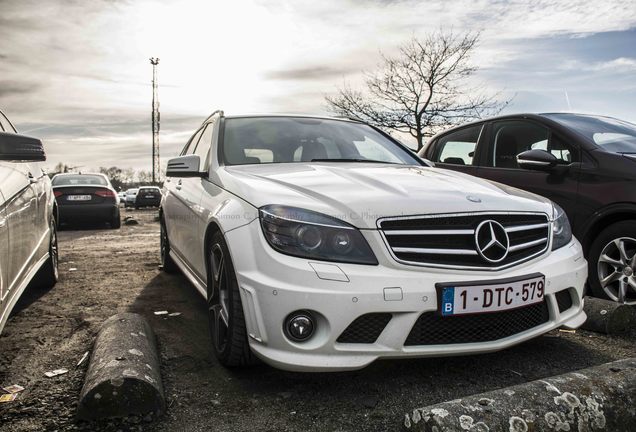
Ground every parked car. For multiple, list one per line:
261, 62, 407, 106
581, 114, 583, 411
117, 191, 127, 203
124, 188, 138, 208
419, 113, 636, 305
160, 111, 586, 372
0, 109, 58, 334
134, 186, 161, 208
52, 173, 120, 228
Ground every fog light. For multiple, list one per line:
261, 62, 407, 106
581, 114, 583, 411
285, 311, 315, 342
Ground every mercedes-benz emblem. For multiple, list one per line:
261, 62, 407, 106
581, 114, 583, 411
475, 220, 510, 263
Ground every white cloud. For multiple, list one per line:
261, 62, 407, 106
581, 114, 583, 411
1, 0, 635, 170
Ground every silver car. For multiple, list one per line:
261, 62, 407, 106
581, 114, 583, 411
0, 109, 59, 334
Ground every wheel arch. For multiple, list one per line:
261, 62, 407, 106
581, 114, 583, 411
582, 203, 636, 251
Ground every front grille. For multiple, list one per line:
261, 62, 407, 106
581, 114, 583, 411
380, 212, 550, 270
404, 301, 550, 346
555, 289, 573, 312
337, 313, 392, 343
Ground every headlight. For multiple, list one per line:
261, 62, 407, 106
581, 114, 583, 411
259, 205, 378, 265
551, 203, 572, 250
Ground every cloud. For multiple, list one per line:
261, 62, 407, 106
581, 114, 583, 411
561, 57, 636, 72
1, 0, 636, 170
264, 65, 361, 81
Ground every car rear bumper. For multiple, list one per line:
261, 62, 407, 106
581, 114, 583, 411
58, 203, 118, 221
135, 198, 161, 207
225, 219, 588, 372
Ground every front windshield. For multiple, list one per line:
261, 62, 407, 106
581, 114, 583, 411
221, 117, 421, 166
545, 113, 636, 153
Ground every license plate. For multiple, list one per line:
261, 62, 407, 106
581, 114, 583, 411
145, 195, 155, 198
67, 195, 92, 201
439, 274, 545, 316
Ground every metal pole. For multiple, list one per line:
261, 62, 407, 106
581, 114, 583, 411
150, 57, 160, 184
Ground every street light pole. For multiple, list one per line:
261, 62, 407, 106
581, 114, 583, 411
150, 57, 160, 184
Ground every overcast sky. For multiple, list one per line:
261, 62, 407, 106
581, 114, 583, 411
1, 0, 635, 172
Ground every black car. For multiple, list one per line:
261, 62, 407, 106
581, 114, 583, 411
420, 113, 636, 304
52, 173, 121, 228
134, 186, 161, 208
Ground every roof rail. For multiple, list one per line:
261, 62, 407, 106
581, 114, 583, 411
203, 109, 224, 124
334, 115, 364, 123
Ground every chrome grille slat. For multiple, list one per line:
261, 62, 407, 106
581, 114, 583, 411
383, 229, 474, 236
379, 212, 551, 271
505, 223, 549, 233
508, 237, 549, 252
392, 247, 478, 255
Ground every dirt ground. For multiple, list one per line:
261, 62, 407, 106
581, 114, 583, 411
0, 209, 634, 431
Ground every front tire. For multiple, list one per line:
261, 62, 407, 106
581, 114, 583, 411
207, 232, 256, 367
34, 217, 59, 289
588, 221, 636, 305
160, 217, 179, 274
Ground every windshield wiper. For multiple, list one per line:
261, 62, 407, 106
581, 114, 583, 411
310, 158, 397, 164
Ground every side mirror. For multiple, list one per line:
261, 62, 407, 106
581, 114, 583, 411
0, 132, 46, 162
517, 149, 557, 171
166, 155, 206, 178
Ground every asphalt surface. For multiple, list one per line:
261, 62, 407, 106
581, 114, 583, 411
0, 209, 634, 431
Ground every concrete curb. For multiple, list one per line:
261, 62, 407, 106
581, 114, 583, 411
77, 313, 165, 420
581, 296, 636, 335
403, 358, 636, 432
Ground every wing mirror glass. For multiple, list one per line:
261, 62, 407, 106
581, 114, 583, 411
166, 155, 206, 177
0, 132, 46, 162
516, 149, 558, 171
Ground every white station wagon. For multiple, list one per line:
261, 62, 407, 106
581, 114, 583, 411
0, 109, 58, 334
160, 111, 587, 372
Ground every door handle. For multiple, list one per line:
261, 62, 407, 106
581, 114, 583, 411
176, 179, 182, 190
176, 186, 182, 190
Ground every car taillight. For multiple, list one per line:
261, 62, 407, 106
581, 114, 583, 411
95, 189, 116, 198
54, 191, 63, 198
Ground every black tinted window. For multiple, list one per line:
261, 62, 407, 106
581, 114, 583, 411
491, 121, 549, 168
433, 125, 482, 165
544, 114, 636, 153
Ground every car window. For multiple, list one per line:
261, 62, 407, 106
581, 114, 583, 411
221, 117, 420, 166
182, 127, 205, 156
52, 175, 108, 186
0, 111, 16, 133
490, 121, 549, 168
192, 124, 213, 170
543, 113, 636, 153
433, 125, 482, 165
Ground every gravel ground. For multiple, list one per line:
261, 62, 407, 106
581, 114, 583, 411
0, 209, 634, 431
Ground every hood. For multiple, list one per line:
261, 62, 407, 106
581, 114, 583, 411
218, 163, 553, 229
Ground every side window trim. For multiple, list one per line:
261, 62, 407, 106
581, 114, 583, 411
181, 126, 205, 156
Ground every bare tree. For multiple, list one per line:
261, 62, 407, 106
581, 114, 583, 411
326, 30, 508, 150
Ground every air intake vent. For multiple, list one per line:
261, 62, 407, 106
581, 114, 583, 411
405, 301, 550, 346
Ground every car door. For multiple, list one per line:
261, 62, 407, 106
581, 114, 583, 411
164, 123, 213, 279
0, 187, 8, 314
476, 119, 581, 223
0, 161, 38, 295
425, 123, 484, 177
164, 126, 204, 260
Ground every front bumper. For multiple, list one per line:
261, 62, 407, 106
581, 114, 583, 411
225, 219, 587, 372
